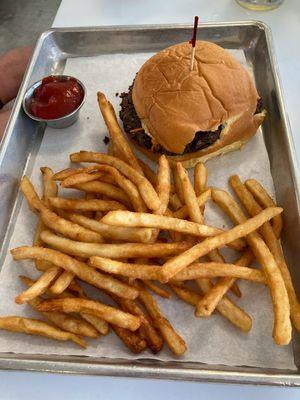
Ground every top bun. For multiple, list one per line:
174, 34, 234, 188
132, 41, 260, 154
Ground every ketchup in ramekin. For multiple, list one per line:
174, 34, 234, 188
28, 75, 84, 120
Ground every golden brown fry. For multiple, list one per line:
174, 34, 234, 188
19, 275, 109, 335
63, 212, 153, 243
70, 181, 130, 205
49, 270, 75, 295
196, 279, 252, 332
70, 152, 161, 211
133, 281, 186, 355
36, 298, 141, 331
48, 197, 126, 212
40, 167, 58, 203
159, 206, 282, 283
195, 251, 254, 317
172, 189, 211, 219
110, 294, 163, 353
212, 188, 291, 345
172, 261, 265, 283
33, 218, 54, 272
172, 164, 185, 204
156, 155, 171, 215
98, 92, 144, 175
40, 229, 192, 259
11, 246, 139, 300
15, 266, 61, 304
20, 176, 44, 212
89, 256, 161, 280
169, 282, 203, 306
230, 175, 300, 331
194, 162, 208, 197
61, 172, 104, 188
245, 178, 282, 238
112, 325, 147, 353
142, 280, 171, 299
53, 165, 102, 181
137, 158, 157, 186
0, 316, 86, 348
40, 208, 104, 243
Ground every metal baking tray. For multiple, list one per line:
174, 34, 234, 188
0, 22, 299, 386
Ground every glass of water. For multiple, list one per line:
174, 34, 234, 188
236, 0, 284, 10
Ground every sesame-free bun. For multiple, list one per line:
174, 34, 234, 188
132, 41, 265, 165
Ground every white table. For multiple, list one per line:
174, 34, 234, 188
0, 1, 299, 398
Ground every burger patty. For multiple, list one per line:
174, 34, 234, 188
120, 83, 262, 156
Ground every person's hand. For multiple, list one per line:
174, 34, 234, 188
0, 46, 33, 104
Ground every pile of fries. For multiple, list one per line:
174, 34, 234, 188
1, 92, 299, 355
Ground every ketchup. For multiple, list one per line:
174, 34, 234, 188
28, 75, 84, 120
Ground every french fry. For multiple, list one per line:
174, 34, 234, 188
195, 279, 252, 332
156, 155, 171, 215
169, 282, 202, 306
20, 176, 44, 212
130, 280, 186, 355
0, 316, 86, 348
70, 152, 161, 211
212, 188, 291, 345
194, 162, 208, 198
40, 167, 58, 205
110, 294, 163, 353
49, 270, 75, 295
62, 212, 153, 243
195, 251, 254, 317
142, 280, 171, 299
19, 276, 109, 335
48, 197, 126, 212
40, 208, 104, 243
70, 181, 130, 205
159, 206, 282, 282
173, 165, 185, 205
33, 219, 55, 272
53, 165, 102, 181
36, 298, 141, 331
11, 246, 139, 300
15, 266, 61, 304
112, 325, 147, 353
39, 229, 192, 259
245, 178, 282, 238
172, 189, 211, 219
89, 257, 161, 280
97, 92, 144, 175
230, 175, 300, 331
61, 172, 104, 188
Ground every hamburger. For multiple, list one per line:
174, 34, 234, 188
120, 41, 266, 168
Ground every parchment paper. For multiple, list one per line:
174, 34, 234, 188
0, 50, 296, 370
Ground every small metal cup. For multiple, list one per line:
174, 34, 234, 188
22, 75, 86, 129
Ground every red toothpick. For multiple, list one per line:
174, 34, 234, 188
189, 16, 199, 71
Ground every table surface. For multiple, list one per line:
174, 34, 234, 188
1, 0, 299, 399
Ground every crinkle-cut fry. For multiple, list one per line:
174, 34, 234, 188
61, 172, 104, 188
36, 298, 141, 331
40, 208, 104, 243
196, 279, 252, 332
132, 281, 186, 356
176, 162, 204, 224
173, 189, 211, 219
212, 188, 291, 345
142, 280, 171, 299
11, 246, 139, 300
195, 251, 254, 317
40, 167, 58, 203
53, 165, 102, 181
95, 165, 147, 212
70, 152, 161, 211
245, 178, 282, 238
89, 256, 161, 279
23, 294, 99, 338
97, 92, 144, 175
110, 294, 163, 354
40, 229, 192, 259
112, 324, 147, 353
230, 175, 300, 331
49, 270, 75, 295
19, 275, 109, 335
63, 212, 153, 243
48, 196, 126, 212
15, 266, 61, 304
172, 261, 265, 283
159, 206, 282, 283
194, 162, 208, 197
20, 176, 44, 213
69, 181, 130, 205
0, 316, 86, 348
